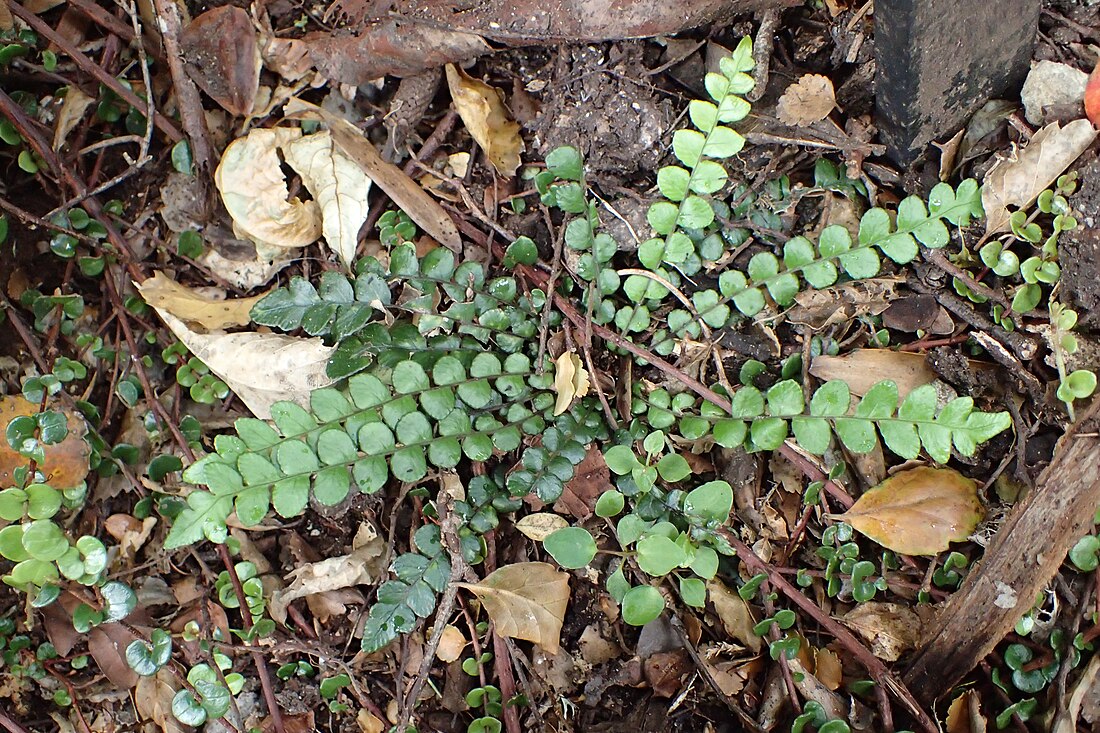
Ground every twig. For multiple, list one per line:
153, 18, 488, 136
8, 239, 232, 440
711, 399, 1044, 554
714, 526, 938, 732
149, 0, 216, 190
398, 488, 468, 728
216, 544, 286, 733
9, 1, 182, 142
749, 9, 781, 102
68, 0, 166, 63
0, 709, 31, 733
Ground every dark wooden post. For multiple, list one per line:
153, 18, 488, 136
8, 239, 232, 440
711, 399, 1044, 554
875, 0, 1041, 162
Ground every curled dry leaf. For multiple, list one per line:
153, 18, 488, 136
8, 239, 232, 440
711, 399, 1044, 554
215, 127, 322, 249
282, 129, 372, 268
552, 351, 590, 416
456, 562, 569, 653
283, 97, 462, 252
982, 119, 1098, 234
776, 74, 837, 127
841, 602, 922, 662
136, 271, 264, 330
155, 310, 335, 419
0, 396, 90, 490
946, 689, 987, 733
515, 512, 569, 541
268, 527, 385, 625
53, 86, 94, 150
830, 466, 983, 556
445, 64, 524, 176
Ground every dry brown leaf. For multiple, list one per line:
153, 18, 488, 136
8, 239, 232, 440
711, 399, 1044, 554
104, 514, 157, 564
0, 396, 90, 490
135, 668, 186, 733
515, 512, 569, 541
644, 649, 691, 698
946, 690, 987, 733
456, 562, 569, 653
215, 127, 322, 249
179, 6, 260, 117
788, 657, 846, 721
283, 97, 462, 252
830, 466, 983, 555
435, 624, 468, 663
788, 277, 901, 329
552, 351, 590, 416
269, 524, 385, 624
578, 624, 621, 665
840, 602, 922, 661
1053, 650, 1099, 733
982, 119, 1098, 234
445, 64, 524, 176
52, 86, 94, 150
0, 2, 12, 30
137, 271, 264, 330
88, 623, 140, 689
706, 579, 762, 652
776, 74, 837, 126
814, 647, 843, 691
555, 444, 611, 520
282, 129, 372, 268
155, 310, 335, 419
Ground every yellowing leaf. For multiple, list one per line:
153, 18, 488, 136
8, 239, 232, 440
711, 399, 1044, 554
155, 310, 335, 419
445, 64, 524, 177
776, 74, 837, 127
215, 127, 322, 248
831, 466, 982, 555
515, 512, 569, 541
136, 271, 264, 330
282, 129, 372, 268
982, 119, 1097, 234
552, 351, 589, 416
456, 562, 569, 653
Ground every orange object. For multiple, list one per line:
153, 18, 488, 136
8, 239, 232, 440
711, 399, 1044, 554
1086, 57, 1100, 126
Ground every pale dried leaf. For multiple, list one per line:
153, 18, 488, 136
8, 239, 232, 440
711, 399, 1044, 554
840, 602, 922, 661
706, 580, 761, 652
137, 271, 264, 330
947, 690, 988, 733
456, 562, 569, 653
0, 2, 11, 30
356, 709, 386, 733
788, 657, 846, 721
435, 624, 468, 663
135, 668, 186, 733
777, 74, 837, 126
578, 624, 621, 665
104, 514, 157, 563
982, 119, 1097, 234
283, 129, 372, 268
515, 512, 569, 541
788, 277, 901, 329
155, 310, 335, 419
53, 86, 95, 150
830, 466, 983, 556
1053, 651, 1100, 733
269, 532, 385, 625
215, 127, 322, 248
197, 244, 290, 290
445, 64, 524, 176
283, 97, 462, 252
552, 351, 590, 416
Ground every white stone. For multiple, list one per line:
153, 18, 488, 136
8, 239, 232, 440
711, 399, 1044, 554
1020, 60, 1088, 125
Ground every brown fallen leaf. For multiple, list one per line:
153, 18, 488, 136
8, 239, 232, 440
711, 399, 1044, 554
788, 277, 902, 329
841, 602, 922, 661
136, 271, 264, 330
982, 119, 1098, 234
445, 64, 524, 177
552, 351, 590, 416
283, 97, 462, 253
706, 579, 761, 652
643, 649, 691, 698
946, 689, 987, 733
811, 349, 936, 401
134, 668, 186, 733
356, 709, 386, 733
777, 74, 837, 127
830, 466, 983, 556
0, 395, 90, 490
456, 562, 569, 653
814, 647, 843, 691
554, 444, 611, 520
179, 6, 260, 117
52, 86, 94, 150
435, 624, 468, 663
